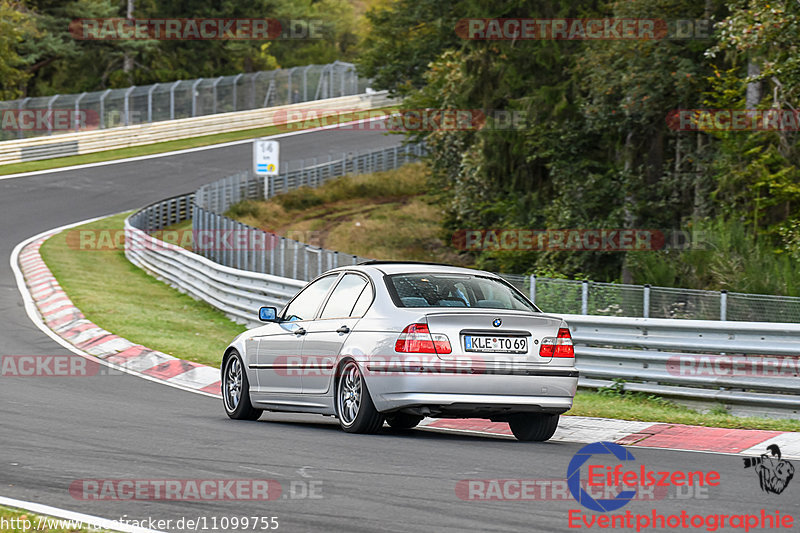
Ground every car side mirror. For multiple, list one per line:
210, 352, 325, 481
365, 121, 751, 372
259, 306, 278, 322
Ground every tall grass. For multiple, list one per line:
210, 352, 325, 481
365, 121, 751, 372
629, 218, 800, 296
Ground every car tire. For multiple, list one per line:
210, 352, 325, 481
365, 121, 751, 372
386, 413, 423, 430
336, 360, 383, 434
222, 351, 263, 421
508, 413, 559, 442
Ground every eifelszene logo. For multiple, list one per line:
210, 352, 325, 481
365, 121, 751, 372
743, 445, 795, 495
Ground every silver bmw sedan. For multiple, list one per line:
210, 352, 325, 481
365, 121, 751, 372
221, 262, 578, 441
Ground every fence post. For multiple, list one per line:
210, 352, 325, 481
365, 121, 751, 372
288, 67, 297, 103
212, 76, 223, 114
17, 97, 30, 139
720, 290, 727, 321
643, 284, 650, 318
529, 274, 536, 304
74, 92, 87, 131
191, 78, 203, 117
169, 80, 180, 120
232, 73, 243, 111
581, 281, 589, 315
280, 238, 285, 277
46, 95, 59, 135
147, 84, 158, 122
293, 241, 299, 280
123, 86, 135, 126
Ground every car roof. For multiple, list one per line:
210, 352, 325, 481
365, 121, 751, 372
329, 262, 498, 277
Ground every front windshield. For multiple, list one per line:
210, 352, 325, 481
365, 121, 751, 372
386, 273, 537, 312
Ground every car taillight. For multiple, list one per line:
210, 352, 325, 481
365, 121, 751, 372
538, 327, 575, 358
395, 323, 452, 354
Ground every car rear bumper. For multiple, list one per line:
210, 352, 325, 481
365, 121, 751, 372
364, 366, 578, 415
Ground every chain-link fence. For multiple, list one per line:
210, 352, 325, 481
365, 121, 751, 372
190, 144, 426, 280
0, 61, 365, 141
499, 274, 800, 322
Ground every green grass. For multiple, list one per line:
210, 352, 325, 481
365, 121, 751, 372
39, 213, 245, 367
0, 107, 397, 176
226, 163, 471, 265
568, 389, 800, 432
0, 505, 113, 532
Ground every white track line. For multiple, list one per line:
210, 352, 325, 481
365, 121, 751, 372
10, 218, 220, 399
0, 115, 393, 181
0, 495, 165, 533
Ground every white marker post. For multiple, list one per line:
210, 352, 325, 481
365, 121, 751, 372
254, 138, 279, 197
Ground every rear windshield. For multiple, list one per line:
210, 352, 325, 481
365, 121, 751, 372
386, 273, 537, 311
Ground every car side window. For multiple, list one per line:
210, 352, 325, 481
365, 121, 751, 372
350, 283, 374, 317
283, 275, 338, 322
320, 274, 369, 319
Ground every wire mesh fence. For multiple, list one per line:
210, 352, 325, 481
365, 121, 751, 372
499, 274, 800, 322
0, 61, 365, 141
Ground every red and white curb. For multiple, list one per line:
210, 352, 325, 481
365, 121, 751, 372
13, 229, 222, 398
12, 224, 800, 460
418, 418, 800, 459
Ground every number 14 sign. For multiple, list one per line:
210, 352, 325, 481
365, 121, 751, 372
253, 138, 279, 176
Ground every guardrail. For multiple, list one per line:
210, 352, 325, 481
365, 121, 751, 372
125, 213, 305, 325
0, 91, 391, 165
561, 314, 800, 417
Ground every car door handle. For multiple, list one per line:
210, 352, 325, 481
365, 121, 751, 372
336, 325, 350, 334
294, 327, 307, 336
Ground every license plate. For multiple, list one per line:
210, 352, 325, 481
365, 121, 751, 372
464, 335, 528, 354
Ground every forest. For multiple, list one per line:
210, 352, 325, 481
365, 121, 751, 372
2, 0, 798, 295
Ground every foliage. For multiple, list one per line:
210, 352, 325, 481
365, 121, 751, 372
0, 0, 37, 98
356, 0, 800, 295
1, 0, 368, 96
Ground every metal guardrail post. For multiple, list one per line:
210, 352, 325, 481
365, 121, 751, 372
530, 274, 536, 304
232, 73, 243, 111
123, 86, 136, 126
720, 290, 728, 321
288, 67, 297, 103
302, 65, 310, 101
74, 92, 87, 131
147, 84, 158, 123
169, 80, 181, 120
46, 95, 59, 135
191, 78, 203, 117
643, 284, 651, 318
17, 97, 30, 139
581, 281, 589, 315
293, 241, 299, 280
212, 76, 223, 114
280, 238, 286, 278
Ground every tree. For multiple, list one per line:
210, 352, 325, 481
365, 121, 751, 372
0, 0, 37, 99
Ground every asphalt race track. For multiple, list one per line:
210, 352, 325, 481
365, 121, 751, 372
1, 128, 797, 532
